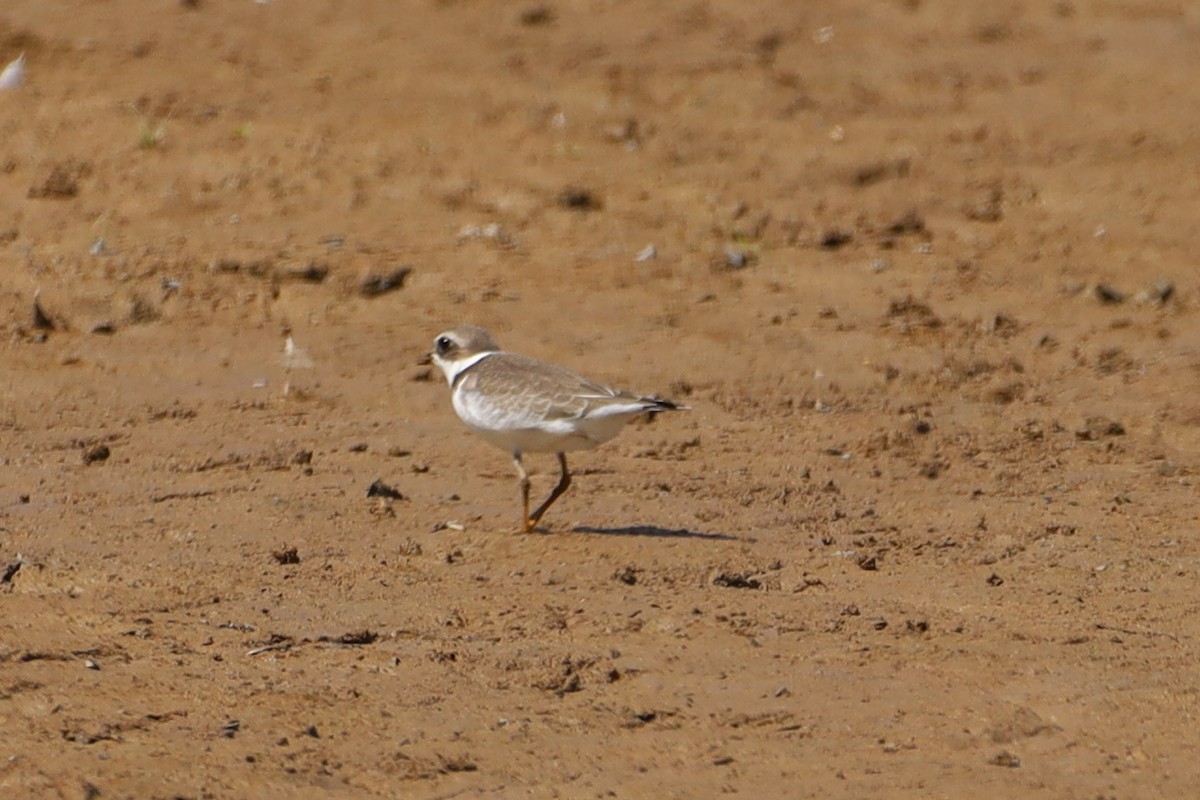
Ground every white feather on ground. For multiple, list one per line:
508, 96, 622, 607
0, 53, 26, 91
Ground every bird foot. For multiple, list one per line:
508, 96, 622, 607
520, 516, 548, 534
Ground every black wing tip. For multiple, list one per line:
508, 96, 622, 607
643, 397, 689, 412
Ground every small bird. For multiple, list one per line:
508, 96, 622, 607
422, 325, 687, 532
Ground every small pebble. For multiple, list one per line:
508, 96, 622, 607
634, 244, 657, 262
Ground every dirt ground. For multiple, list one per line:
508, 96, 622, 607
3, 1, 1200, 797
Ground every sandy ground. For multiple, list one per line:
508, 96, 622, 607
3, 1, 1200, 797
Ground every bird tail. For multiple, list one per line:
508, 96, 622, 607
641, 397, 689, 412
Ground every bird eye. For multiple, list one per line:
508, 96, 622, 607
436, 336, 453, 354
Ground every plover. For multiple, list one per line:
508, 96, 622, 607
421, 325, 687, 532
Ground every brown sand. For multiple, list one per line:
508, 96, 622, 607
3, 1, 1200, 797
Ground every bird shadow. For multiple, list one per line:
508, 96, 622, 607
572, 525, 739, 541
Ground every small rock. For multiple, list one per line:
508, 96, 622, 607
852, 157, 911, 187
272, 546, 300, 565
518, 4, 554, 25
820, 230, 853, 249
721, 246, 751, 269
82, 444, 111, 465
282, 263, 329, 283
1136, 279, 1174, 305
456, 223, 511, 245
1094, 283, 1125, 304
886, 209, 926, 236
558, 187, 601, 211
366, 479, 404, 500
359, 266, 412, 298
1076, 416, 1125, 441
604, 118, 641, 147
32, 292, 55, 331
29, 162, 86, 200
634, 244, 657, 262
615, 566, 640, 585
920, 461, 945, 479
964, 184, 1004, 222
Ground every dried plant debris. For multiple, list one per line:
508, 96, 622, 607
439, 756, 478, 773
331, 630, 378, 646
712, 571, 762, 589
886, 296, 942, 330
2, 559, 23, 584
272, 546, 300, 565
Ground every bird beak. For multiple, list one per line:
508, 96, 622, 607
417, 352, 433, 366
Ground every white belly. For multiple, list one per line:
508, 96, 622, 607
452, 388, 638, 454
